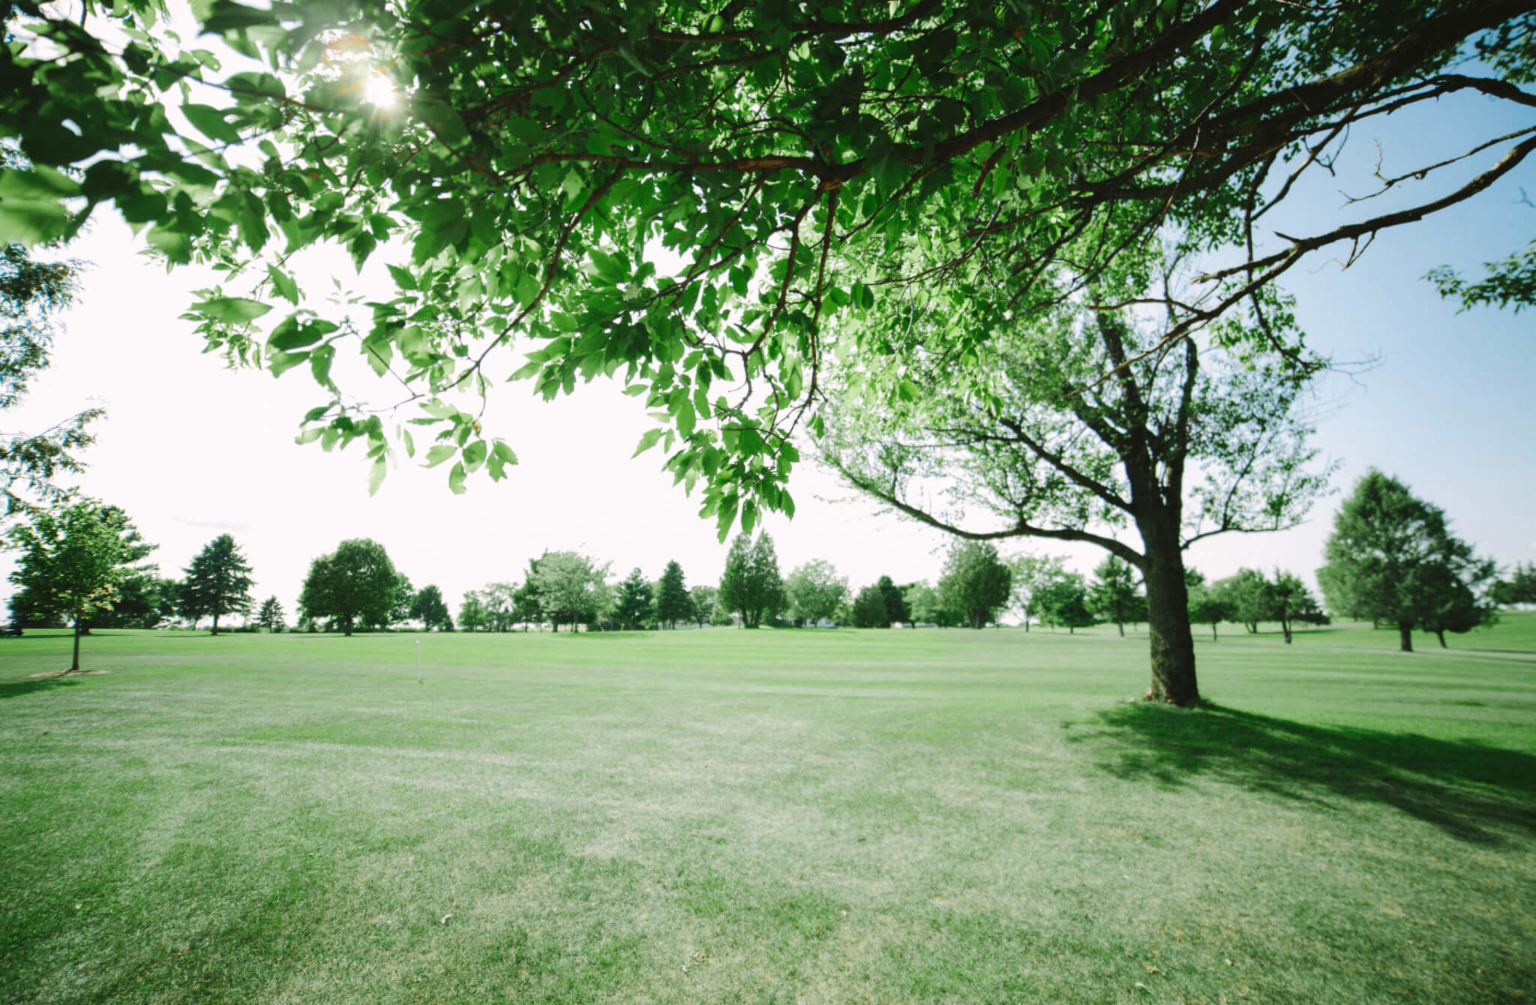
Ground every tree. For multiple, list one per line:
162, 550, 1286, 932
0, 148, 103, 517
655, 560, 691, 629
86, 573, 178, 629
1087, 556, 1143, 638
1269, 571, 1329, 644
850, 586, 888, 630
179, 534, 253, 635
458, 591, 488, 632
785, 560, 847, 626
1007, 556, 1067, 634
874, 576, 909, 628
3, 0, 1525, 541
387, 574, 415, 630
938, 541, 1013, 630
5, 499, 152, 670
902, 581, 954, 628
1184, 569, 1232, 643
1034, 575, 1097, 635
410, 584, 453, 631
527, 550, 611, 632
476, 581, 518, 631
612, 567, 656, 630
1318, 471, 1494, 652
298, 538, 399, 636
256, 595, 285, 632
1216, 569, 1273, 635
688, 585, 717, 629
1491, 563, 1536, 608
719, 532, 784, 628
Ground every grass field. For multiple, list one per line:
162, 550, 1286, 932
1, 616, 1532, 1003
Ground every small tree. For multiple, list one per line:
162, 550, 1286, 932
688, 585, 717, 629
1184, 569, 1232, 642
1319, 470, 1494, 652
851, 585, 888, 629
410, 585, 453, 631
1216, 568, 1271, 634
612, 567, 656, 630
298, 538, 399, 636
6, 499, 152, 671
459, 591, 488, 632
1491, 563, 1536, 608
1270, 571, 1328, 644
938, 541, 1013, 630
785, 560, 847, 626
1087, 555, 1142, 638
528, 550, 610, 631
256, 595, 285, 632
654, 560, 691, 629
1008, 555, 1067, 633
180, 534, 254, 635
1035, 574, 1096, 634
876, 575, 908, 627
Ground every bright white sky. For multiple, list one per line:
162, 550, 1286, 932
2, 57, 1533, 624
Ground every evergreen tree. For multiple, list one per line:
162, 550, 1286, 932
655, 560, 691, 629
180, 534, 253, 635
256, 595, 285, 632
612, 567, 656, 630
719, 532, 784, 628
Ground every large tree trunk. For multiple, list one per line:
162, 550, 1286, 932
1138, 514, 1199, 706
211, 612, 220, 636
1397, 621, 1413, 652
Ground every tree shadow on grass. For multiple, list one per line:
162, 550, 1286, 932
0, 675, 82, 700
1073, 702, 1536, 844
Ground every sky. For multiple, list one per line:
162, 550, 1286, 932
2, 70, 1533, 624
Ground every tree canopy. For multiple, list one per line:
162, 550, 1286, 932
655, 560, 691, 628
5, 498, 152, 669
1318, 470, 1495, 652
298, 537, 400, 636
718, 531, 783, 627
0, 0, 1528, 535
785, 559, 846, 626
938, 539, 1012, 629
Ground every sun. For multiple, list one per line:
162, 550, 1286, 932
363, 73, 401, 111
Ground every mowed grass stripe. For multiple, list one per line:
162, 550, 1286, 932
0, 618, 1532, 1003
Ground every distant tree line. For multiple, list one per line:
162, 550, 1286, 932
3, 472, 1522, 668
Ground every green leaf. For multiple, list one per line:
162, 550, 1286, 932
424, 444, 456, 467
368, 457, 386, 496
462, 439, 488, 471
182, 104, 242, 144
267, 266, 298, 304
0, 167, 81, 245
633, 427, 664, 457
197, 296, 273, 325
448, 461, 467, 494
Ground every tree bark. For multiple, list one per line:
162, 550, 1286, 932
1138, 513, 1200, 705
1436, 629, 1447, 648
71, 617, 82, 672
1397, 621, 1413, 652
211, 612, 220, 636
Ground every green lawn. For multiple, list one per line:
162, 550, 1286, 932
1, 617, 1532, 1003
